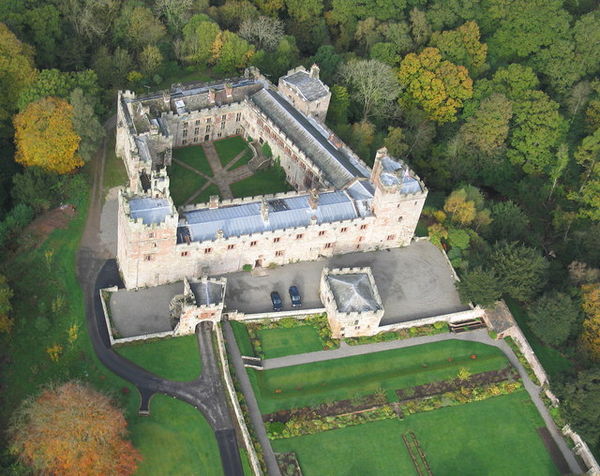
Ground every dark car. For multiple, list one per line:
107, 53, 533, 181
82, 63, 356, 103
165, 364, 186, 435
271, 291, 283, 311
289, 286, 302, 308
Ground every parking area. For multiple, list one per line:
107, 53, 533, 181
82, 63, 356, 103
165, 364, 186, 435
108, 282, 183, 338
222, 240, 469, 325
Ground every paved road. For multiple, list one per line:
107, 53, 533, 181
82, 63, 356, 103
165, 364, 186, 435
77, 120, 244, 476
259, 329, 582, 474
223, 320, 281, 476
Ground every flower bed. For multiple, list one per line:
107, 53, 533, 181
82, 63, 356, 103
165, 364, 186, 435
345, 322, 448, 346
275, 452, 303, 476
504, 336, 541, 386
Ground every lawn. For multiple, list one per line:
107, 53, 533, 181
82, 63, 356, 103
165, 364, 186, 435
116, 335, 201, 381
257, 326, 324, 359
505, 298, 572, 379
173, 145, 213, 177
272, 390, 559, 476
104, 132, 128, 194
249, 340, 509, 413
196, 183, 221, 204
169, 161, 207, 207
214, 136, 253, 169
230, 165, 292, 198
231, 321, 256, 357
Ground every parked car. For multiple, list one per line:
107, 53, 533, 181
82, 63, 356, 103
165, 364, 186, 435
289, 285, 302, 308
271, 291, 283, 311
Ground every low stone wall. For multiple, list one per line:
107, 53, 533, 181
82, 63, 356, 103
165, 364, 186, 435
377, 308, 485, 334
214, 323, 262, 476
112, 330, 175, 345
99, 287, 118, 346
228, 308, 327, 322
563, 425, 600, 476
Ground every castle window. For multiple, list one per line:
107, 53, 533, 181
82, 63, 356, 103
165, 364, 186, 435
144, 255, 152, 261
398, 216, 403, 222
273, 237, 280, 243
181, 251, 189, 257
354, 320, 359, 325
236, 128, 241, 135
217, 133, 222, 138
148, 232, 155, 239
296, 233, 303, 240
193, 137, 198, 143
194, 127, 199, 135
204, 248, 212, 254
318, 230, 325, 236
227, 244, 235, 250
183, 122, 188, 127
276, 250, 284, 256
250, 241, 257, 247
340, 227, 348, 233
221, 114, 226, 121
205, 125, 211, 132
358, 236, 364, 242
182, 139, 187, 145
236, 112, 241, 122
220, 122, 225, 129
355, 326, 360, 330
195, 120, 200, 125
182, 129, 188, 137
206, 117, 212, 123
325, 243, 333, 249
360, 224, 368, 230
152, 243, 157, 248
387, 234, 396, 241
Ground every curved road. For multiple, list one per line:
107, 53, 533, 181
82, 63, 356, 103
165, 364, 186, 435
77, 123, 244, 475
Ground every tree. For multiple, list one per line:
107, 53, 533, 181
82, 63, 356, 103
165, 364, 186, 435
398, 47, 473, 124
559, 369, 600, 448
239, 16, 283, 51
0, 23, 37, 136
409, 8, 431, 46
212, 0, 259, 31
251, 36, 299, 79
14, 97, 82, 174
69, 89, 105, 163
327, 85, 350, 124
458, 93, 512, 156
285, 0, 323, 22
310, 46, 342, 85
154, 0, 193, 32
456, 267, 501, 308
0, 274, 14, 333
573, 9, 600, 76
182, 15, 221, 64
115, 5, 166, 51
9, 382, 140, 475
138, 45, 164, 76
487, 201, 530, 243
568, 128, 600, 221
490, 242, 549, 302
384, 127, 409, 158
339, 59, 398, 120
528, 291, 581, 346
59, 0, 119, 41
529, 39, 585, 95
211, 31, 254, 73
444, 189, 476, 226
430, 21, 487, 76
580, 283, 600, 361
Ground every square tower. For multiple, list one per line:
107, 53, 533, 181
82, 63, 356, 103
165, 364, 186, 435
278, 65, 331, 122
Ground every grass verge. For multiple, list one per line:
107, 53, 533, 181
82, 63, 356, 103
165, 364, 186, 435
214, 136, 252, 169
169, 162, 207, 207
173, 145, 213, 177
257, 326, 324, 359
231, 166, 292, 198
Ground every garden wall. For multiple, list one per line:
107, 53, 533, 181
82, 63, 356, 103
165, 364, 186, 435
562, 426, 600, 475
377, 308, 485, 334
227, 308, 327, 322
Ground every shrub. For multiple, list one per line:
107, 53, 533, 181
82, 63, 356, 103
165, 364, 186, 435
242, 264, 253, 272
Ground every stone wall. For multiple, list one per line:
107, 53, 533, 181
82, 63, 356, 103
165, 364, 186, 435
562, 425, 600, 475
377, 308, 485, 334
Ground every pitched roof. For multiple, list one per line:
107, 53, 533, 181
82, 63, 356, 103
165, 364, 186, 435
281, 70, 329, 101
129, 198, 171, 225
326, 273, 381, 313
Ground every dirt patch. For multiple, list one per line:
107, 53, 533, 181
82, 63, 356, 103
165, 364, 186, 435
275, 452, 303, 476
21, 205, 76, 248
537, 427, 570, 475
396, 366, 519, 401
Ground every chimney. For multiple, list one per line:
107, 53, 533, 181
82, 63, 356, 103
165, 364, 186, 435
225, 83, 233, 98
209, 195, 219, 209
310, 215, 318, 226
162, 91, 170, 106
328, 133, 343, 149
215, 229, 224, 239
308, 189, 319, 210
375, 147, 388, 161
310, 64, 320, 79
208, 89, 216, 104
260, 199, 269, 223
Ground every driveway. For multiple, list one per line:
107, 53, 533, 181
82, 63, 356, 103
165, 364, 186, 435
223, 240, 469, 324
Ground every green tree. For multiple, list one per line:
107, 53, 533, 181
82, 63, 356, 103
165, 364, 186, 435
15, 5, 62, 68
69, 89, 105, 163
0, 274, 14, 333
383, 127, 409, 158
138, 45, 164, 76
568, 128, 600, 221
444, 189, 476, 226
409, 8, 431, 46
211, 31, 254, 73
456, 267, 501, 308
115, 4, 166, 51
398, 47, 473, 124
0, 23, 37, 136
285, 0, 323, 22
528, 291, 581, 346
529, 39, 585, 95
573, 9, 600, 76
310, 46, 342, 85
327, 85, 350, 124
430, 21, 487, 76
559, 369, 600, 448
182, 15, 221, 64
154, 0, 193, 32
487, 201, 530, 243
348, 121, 375, 160
490, 242, 549, 302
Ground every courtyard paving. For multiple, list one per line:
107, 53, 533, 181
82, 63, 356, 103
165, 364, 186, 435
222, 240, 469, 325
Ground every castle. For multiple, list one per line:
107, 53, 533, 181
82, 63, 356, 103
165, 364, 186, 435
115, 65, 427, 289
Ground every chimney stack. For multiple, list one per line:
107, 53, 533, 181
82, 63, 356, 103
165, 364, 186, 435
208, 88, 216, 104
310, 64, 320, 79
260, 199, 269, 223
215, 229, 224, 240
162, 91, 170, 106
209, 195, 219, 209
309, 189, 319, 210
225, 83, 233, 98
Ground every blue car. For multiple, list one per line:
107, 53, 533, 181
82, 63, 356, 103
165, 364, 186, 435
271, 291, 283, 311
289, 286, 302, 308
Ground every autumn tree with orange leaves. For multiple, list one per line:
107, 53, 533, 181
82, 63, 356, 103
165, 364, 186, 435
580, 283, 600, 361
398, 47, 473, 124
9, 381, 141, 475
14, 97, 83, 174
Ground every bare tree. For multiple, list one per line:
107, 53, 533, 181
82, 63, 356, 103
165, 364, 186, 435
60, 0, 120, 40
154, 0, 193, 31
338, 59, 398, 120
238, 16, 284, 51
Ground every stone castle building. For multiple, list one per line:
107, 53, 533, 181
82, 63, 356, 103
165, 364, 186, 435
116, 65, 427, 289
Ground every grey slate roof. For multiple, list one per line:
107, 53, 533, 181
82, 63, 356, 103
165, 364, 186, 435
250, 88, 369, 188
282, 71, 329, 101
129, 198, 171, 225
327, 273, 381, 313
177, 190, 372, 243
189, 281, 224, 306
380, 157, 423, 194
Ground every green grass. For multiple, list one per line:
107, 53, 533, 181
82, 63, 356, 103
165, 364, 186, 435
173, 145, 213, 177
214, 136, 253, 169
131, 394, 223, 476
505, 298, 572, 379
104, 132, 128, 193
169, 162, 207, 207
196, 184, 221, 204
249, 340, 509, 413
272, 390, 558, 476
257, 326, 324, 359
230, 166, 292, 198
115, 335, 201, 381
231, 321, 256, 357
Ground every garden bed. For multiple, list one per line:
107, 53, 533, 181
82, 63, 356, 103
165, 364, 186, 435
345, 322, 448, 346
275, 452, 303, 476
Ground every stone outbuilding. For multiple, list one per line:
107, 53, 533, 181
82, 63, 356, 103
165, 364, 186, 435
174, 276, 227, 334
320, 267, 384, 338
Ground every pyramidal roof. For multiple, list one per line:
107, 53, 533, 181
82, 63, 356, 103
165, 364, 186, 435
326, 273, 380, 313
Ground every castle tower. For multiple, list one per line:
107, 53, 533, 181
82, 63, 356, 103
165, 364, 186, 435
278, 64, 332, 122
370, 148, 427, 246
117, 188, 179, 288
